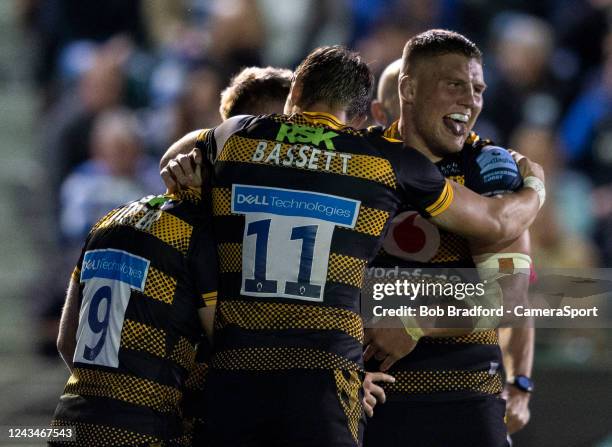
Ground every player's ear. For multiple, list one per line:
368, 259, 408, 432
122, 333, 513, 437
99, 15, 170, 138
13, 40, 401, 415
399, 74, 415, 105
285, 80, 303, 114
370, 100, 389, 127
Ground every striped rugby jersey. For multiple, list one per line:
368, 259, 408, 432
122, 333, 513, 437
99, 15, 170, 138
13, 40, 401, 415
51, 190, 216, 446
196, 111, 453, 373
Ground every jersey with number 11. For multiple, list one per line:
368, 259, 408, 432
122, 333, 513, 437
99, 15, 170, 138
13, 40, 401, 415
198, 112, 454, 371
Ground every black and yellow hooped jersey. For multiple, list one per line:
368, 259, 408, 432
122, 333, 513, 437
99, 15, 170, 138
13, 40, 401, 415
368, 122, 522, 401
196, 111, 452, 372
51, 190, 217, 446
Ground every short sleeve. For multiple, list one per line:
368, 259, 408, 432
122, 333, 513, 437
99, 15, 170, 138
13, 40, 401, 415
195, 115, 256, 165
395, 147, 453, 218
194, 129, 216, 166
188, 227, 219, 309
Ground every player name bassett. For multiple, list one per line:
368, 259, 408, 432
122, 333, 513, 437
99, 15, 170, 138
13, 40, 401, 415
252, 140, 352, 173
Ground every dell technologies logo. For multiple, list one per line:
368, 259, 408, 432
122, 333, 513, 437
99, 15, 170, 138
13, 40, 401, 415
236, 193, 269, 206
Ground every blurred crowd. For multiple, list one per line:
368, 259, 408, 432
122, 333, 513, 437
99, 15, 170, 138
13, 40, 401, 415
15, 0, 612, 354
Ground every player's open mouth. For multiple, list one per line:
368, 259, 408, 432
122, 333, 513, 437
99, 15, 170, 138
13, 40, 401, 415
443, 113, 469, 137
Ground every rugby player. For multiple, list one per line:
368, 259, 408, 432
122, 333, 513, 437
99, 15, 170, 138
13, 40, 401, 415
362, 31, 535, 447
160, 45, 544, 447
182, 65, 292, 446
50, 66, 292, 446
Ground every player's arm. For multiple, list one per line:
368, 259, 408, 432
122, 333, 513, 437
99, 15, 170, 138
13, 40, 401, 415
476, 233, 534, 435
366, 147, 542, 370
57, 276, 80, 373
198, 307, 216, 343
189, 220, 219, 344
502, 322, 534, 434
160, 130, 206, 193
160, 115, 253, 192
160, 130, 204, 170
430, 179, 541, 244
397, 147, 544, 245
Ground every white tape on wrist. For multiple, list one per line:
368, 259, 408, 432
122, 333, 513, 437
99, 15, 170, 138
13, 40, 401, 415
523, 176, 545, 209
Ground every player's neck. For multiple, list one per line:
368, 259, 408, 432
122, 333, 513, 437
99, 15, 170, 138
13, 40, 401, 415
398, 116, 443, 163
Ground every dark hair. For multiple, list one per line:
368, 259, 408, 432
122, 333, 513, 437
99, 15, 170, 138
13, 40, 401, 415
402, 29, 482, 74
219, 66, 293, 120
293, 46, 374, 121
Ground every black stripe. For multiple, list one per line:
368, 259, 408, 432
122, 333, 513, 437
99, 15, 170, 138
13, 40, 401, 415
53, 394, 182, 438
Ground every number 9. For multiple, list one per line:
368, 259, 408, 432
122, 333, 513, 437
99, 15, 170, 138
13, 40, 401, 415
83, 285, 112, 360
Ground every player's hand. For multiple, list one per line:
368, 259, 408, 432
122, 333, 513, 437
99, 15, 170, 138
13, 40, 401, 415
509, 150, 544, 184
362, 372, 395, 417
160, 148, 203, 193
503, 384, 531, 434
363, 326, 418, 371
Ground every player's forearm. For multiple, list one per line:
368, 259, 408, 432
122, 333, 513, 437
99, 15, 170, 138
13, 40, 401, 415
506, 326, 534, 377
430, 183, 539, 245
498, 272, 533, 376
57, 280, 80, 373
159, 130, 203, 170
489, 188, 540, 243
58, 339, 76, 373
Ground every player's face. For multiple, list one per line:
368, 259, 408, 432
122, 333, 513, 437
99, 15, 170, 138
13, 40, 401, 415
412, 54, 485, 155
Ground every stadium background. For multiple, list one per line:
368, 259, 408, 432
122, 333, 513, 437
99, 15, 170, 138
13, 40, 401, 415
0, 0, 610, 445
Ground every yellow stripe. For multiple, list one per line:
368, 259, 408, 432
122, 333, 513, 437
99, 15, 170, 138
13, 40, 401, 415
195, 129, 210, 145
354, 206, 390, 236
201, 291, 218, 307
383, 120, 402, 141
143, 267, 176, 304
212, 347, 361, 371
333, 370, 362, 443
326, 253, 368, 288
385, 369, 503, 395
302, 111, 344, 129
216, 300, 364, 343
120, 319, 166, 358
212, 187, 232, 216
72, 266, 81, 283
465, 131, 479, 145
65, 368, 181, 413
169, 337, 196, 370
425, 180, 454, 216
51, 420, 160, 445
149, 212, 193, 256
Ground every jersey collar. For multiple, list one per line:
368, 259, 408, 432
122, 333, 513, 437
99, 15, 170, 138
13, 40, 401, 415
383, 120, 402, 141
301, 111, 345, 130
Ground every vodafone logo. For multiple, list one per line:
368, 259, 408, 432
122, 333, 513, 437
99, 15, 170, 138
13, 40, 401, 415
383, 211, 440, 262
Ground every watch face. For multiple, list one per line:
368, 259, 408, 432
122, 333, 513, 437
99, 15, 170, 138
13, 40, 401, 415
516, 376, 533, 392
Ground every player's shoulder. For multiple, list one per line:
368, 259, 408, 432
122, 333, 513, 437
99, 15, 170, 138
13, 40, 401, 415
90, 190, 204, 235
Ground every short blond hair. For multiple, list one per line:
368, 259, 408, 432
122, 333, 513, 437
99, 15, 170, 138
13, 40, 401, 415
219, 66, 292, 120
